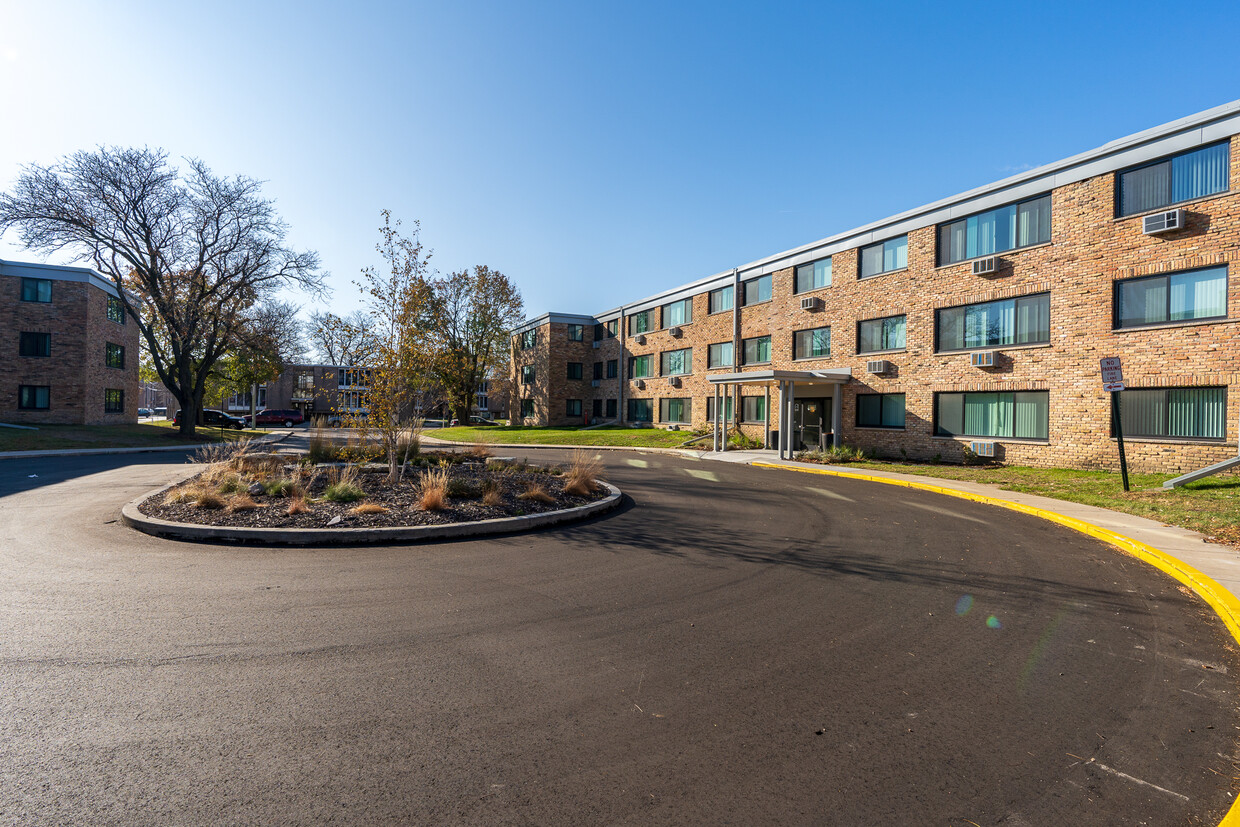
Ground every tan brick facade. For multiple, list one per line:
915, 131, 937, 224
512, 108, 1240, 473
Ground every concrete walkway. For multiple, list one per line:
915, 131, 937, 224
0, 430, 293, 461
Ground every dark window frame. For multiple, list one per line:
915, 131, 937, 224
20, 278, 52, 303
521, 365, 535, 385
934, 292, 1051, 353
19, 331, 50, 357
1110, 386, 1228, 441
662, 298, 693, 328
606, 359, 618, 379
936, 193, 1052, 266
566, 362, 583, 380
18, 385, 51, 410
794, 257, 833, 294
741, 274, 773, 306
628, 309, 655, 335
1115, 140, 1231, 218
629, 354, 653, 379
856, 314, 907, 354
856, 393, 906, 429
567, 324, 584, 342
627, 398, 653, 422
106, 295, 126, 325
858, 236, 908, 279
105, 342, 125, 369
659, 397, 692, 424
566, 399, 583, 417
1112, 266, 1229, 330
741, 395, 767, 424
520, 398, 535, 417
519, 329, 537, 350
933, 390, 1050, 440
660, 347, 692, 376
741, 335, 771, 365
792, 326, 831, 360
707, 341, 734, 369
708, 285, 734, 315
104, 388, 124, 414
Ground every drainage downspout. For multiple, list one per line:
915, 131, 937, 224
617, 305, 626, 425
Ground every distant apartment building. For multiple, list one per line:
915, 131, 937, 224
1, 259, 139, 425
511, 101, 1240, 473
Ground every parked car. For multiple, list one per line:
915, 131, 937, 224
137, 407, 153, 418
469, 416, 499, 426
154, 407, 168, 418
243, 409, 305, 428
315, 410, 367, 428
172, 408, 245, 429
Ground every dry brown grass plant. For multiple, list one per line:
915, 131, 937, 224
350, 502, 389, 515
194, 491, 226, 510
564, 449, 603, 496
287, 495, 311, 516
227, 494, 258, 512
517, 482, 555, 504
417, 467, 450, 511
467, 443, 493, 460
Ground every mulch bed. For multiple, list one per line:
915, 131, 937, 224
138, 462, 608, 529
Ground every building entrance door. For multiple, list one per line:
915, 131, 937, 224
793, 397, 828, 451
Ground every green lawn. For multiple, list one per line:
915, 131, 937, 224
430, 424, 701, 449
0, 422, 270, 452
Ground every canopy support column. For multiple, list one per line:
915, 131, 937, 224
831, 391, 842, 448
764, 385, 771, 449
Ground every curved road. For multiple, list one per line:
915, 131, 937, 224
0, 447, 1237, 825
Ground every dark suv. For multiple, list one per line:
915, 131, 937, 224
172, 409, 245, 429
244, 409, 305, 428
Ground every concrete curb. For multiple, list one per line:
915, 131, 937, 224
121, 480, 623, 546
421, 435, 704, 455
0, 431, 292, 461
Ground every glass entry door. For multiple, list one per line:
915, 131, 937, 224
793, 397, 828, 451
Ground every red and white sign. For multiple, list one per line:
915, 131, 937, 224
1103, 381, 1125, 393
1100, 357, 1123, 385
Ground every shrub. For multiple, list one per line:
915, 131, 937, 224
445, 477, 481, 499
418, 467, 450, 511
517, 482, 555, 504
306, 426, 339, 464
324, 480, 365, 503
350, 502, 389, 515
263, 478, 303, 498
564, 449, 602, 496
467, 443, 493, 460
195, 492, 226, 510
216, 474, 246, 495
227, 494, 258, 512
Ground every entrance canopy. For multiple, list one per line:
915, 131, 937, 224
707, 368, 851, 458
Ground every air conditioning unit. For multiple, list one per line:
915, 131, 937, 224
970, 350, 996, 368
633, 334, 646, 345
969, 441, 996, 458
800, 296, 824, 311
592, 341, 601, 349
669, 326, 682, 338
667, 377, 681, 388
1143, 209, 1185, 235
971, 256, 999, 276
634, 379, 645, 389
591, 379, 600, 387
866, 360, 891, 374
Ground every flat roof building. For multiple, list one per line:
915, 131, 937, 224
511, 101, 1240, 473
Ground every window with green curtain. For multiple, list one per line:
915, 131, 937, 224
795, 258, 832, 293
1118, 387, 1226, 439
936, 391, 1048, 438
1118, 142, 1230, 217
741, 396, 766, 423
660, 397, 691, 423
708, 342, 734, 368
794, 327, 831, 359
858, 315, 906, 353
629, 310, 654, 334
936, 294, 1049, 351
629, 355, 653, 378
937, 195, 1051, 265
706, 396, 734, 422
627, 398, 653, 421
742, 335, 771, 364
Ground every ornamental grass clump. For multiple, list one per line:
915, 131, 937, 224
216, 474, 246, 495
227, 494, 258, 512
287, 495, 311, 516
480, 479, 502, 507
164, 484, 204, 505
564, 449, 603, 497
194, 491, 226, 510
263, 478, 303, 498
517, 481, 555, 504
306, 426, 339, 465
417, 467, 450, 511
350, 502, 389, 515
323, 465, 365, 503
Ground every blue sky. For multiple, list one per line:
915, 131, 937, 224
2, 0, 1239, 324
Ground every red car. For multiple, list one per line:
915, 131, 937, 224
243, 409, 305, 428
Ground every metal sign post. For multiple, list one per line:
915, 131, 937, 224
1100, 357, 1129, 492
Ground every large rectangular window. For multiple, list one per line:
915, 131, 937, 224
795, 258, 832, 294
1118, 141, 1230, 217
20, 278, 52, 303
859, 236, 908, 278
520, 399, 535, 417
706, 396, 733, 423
606, 398, 617, 418
661, 348, 692, 376
629, 310, 655, 335
105, 342, 125, 369
793, 327, 831, 360
708, 341, 734, 368
857, 315, 906, 353
606, 359, 618, 379
935, 391, 1049, 439
936, 293, 1050, 352
741, 396, 766, 423
104, 389, 124, 413
629, 355, 653, 379
107, 296, 126, 324
567, 324, 584, 341
742, 335, 771, 365
663, 298, 692, 327
709, 285, 734, 314
1116, 387, 1226, 440
1114, 266, 1228, 328
519, 329, 537, 349
595, 320, 618, 339
660, 397, 691, 424
742, 275, 772, 305
19, 331, 50, 357
521, 365, 535, 384
566, 399, 582, 417
627, 398, 653, 422
937, 195, 1051, 265
857, 393, 905, 429
18, 385, 50, 410
566, 362, 583, 380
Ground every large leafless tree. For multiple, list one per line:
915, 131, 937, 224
0, 147, 323, 435
308, 309, 378, 365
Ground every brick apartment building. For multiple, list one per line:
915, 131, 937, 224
511, 101, 1240, 473
1, 259, 139, 425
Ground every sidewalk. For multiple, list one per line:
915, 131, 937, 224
0, 430, 293, 461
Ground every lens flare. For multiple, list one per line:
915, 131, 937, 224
986, 615, 1002, 630
955, 595, 973, 616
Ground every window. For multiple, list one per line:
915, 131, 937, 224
857, 315, 907, 353
593, 361, 603, 380
857, 393, 905, 428
338, 368, 370, 387
520, 398, 535, 417
936, 293, 1050, 351
592, 399, 603, 417
606, 359, 618, 379
567, 324, 584, 341
709, 285, 734, 314
339, 390, 367, 411
567, 362, 583, 380
1116, 387, 1226, 440
708, 342, 734, 369
104, 389, 124, 413
859, 236, 908, 278
661, 348, 692, 376
20, 278, 52, 303
1117, 141, 1229, 217
606, 399, 617, 418
521, 365, 535, 384
660, 397, 691, 424
629, 355, 653, 379
19, 332, 50, 357
706, 396, 733, 422
937, 195, 1051, 265
477, 396, 488, 411
607, 319, 618, 337
794, 258, 832, 293
566, 399, 583, 417
741, 396, 766, 423
107, 296, 126, 324
594, 320, 618, 340
935, 391, 1049, 439
105, 342, 125, 369
627, 398, 653, 421
742, 335, 771, 365
793, 327, 831, 360
18, 385, 50, 410
629, 310, 655, 335
663, 298, 692, 327
520, 329, 537, 349
1114, 266, 1227, 329
742, 275, 772, 305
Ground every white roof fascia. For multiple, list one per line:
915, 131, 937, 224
0, 258, 122, 298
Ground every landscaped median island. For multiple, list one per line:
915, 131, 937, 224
430, 424, 700, 449
126, 441, 619, 544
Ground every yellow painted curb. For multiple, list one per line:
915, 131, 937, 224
754, 461, 1240, 826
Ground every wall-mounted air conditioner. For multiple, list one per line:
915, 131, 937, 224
800, 296, 824, 311
866, 360, 891, 374
667, 377, 681, 388
591, 379, 600, 387
969, 441, 996, 458
592, 340, 601, 349
668, 326, 682, 338
633, 334, 646, 345
971, 256, 999, 276
1143, 209, 1185, 235
970, 350, 996, 368
634, 379, 645, 389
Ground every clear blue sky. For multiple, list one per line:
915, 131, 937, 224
2, 0, 1239, 324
